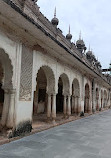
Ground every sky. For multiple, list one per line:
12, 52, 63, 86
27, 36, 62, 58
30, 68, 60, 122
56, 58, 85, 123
37, 0, 111, 69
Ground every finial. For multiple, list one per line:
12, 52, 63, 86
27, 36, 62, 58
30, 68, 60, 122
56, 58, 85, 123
89, 44, 90, 51
66, 25, 72, 41
79, 31, 81, 40
69, 25, 70, 34
51, 7, 59, 27
54, 7, 56, 18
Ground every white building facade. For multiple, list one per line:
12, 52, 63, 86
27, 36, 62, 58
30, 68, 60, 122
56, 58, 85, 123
0, 0, 111, 136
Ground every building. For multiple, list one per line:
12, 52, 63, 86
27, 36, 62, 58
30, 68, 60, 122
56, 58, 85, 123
0, 0, 111, 136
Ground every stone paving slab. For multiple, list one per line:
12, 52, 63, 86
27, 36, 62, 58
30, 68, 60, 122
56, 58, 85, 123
0, 110, 111, 157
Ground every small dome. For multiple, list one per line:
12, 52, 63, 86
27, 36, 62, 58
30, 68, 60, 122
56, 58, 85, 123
66, 25, 72, 41
51, 17, 59, 26
51, 8, 59, 27
76, 39, 85, 46
76, 32, 86, 53
86, 50, 92, 56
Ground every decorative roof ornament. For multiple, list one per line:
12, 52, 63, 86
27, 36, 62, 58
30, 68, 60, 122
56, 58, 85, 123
76, 31, 86, 53
54, 7, 56, 18
66, 25, 72, 41
51, 7, 59, 27
86, 44, 93, 57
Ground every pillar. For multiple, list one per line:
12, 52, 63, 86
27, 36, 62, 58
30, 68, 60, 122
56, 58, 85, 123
72, 96, 75, 113
1, 89, 10, 126
6, 89, 15, 128
67, 95, 71, 116
63, 95, 67, 117
47, 94, 51, 120
33, 91, 38, 115
75, 97, 78, 114
52, 94, 56, 122
77, 97, 81, 113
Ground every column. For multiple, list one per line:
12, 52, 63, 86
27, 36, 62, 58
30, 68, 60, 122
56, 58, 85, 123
47, 94, 51, 120
75, 97, 78, 114
63, 95, 67, 117
33, 91, 38, 115
71, 96, 75, 114
52, 94, 56, 122
6, 89, 15, 128
77, 97, 81, 113
1, 89, 10, 126
67, 95, 71, 117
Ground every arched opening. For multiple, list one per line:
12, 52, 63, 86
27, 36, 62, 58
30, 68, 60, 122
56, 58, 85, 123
72, 79, 80, 114
104, 90, 107, 108
84, 83, 90, 113
96, 88, 99, 110
33, 66, 55, 123
33, 68, 47, 116
101, 90, 103, 109
56, 73, 70, 118
0, 48, 14, 129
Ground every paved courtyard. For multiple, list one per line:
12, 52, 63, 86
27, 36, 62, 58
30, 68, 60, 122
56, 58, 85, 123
0, 110, 111, 158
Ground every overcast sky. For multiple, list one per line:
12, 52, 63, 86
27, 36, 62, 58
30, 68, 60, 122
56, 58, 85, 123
37, 0, 111, 69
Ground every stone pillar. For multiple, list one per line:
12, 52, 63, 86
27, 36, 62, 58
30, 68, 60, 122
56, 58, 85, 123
77, 97, 81, 113
67, 95, 71, 117
52, 94, 56, 122
63, 95, 67, 117
33, 91, 38, 115
47, 94, 51, 120
75, 97, 78, 114
71, 96, 75, 114
1, 89, 10, 126
6, 89, 15, 128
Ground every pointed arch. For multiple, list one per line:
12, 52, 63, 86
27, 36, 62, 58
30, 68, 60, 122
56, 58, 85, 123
72, 78, 80, 97
58, 73, 70, 95
36, 65, 56, 94
0, 48, 13, 89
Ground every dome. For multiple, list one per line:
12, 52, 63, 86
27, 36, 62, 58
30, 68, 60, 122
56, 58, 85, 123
86, 50, 92, 56
66, 33, 72, 40
51, 17, 59, 26
76, 33, 86, 53
66, 25, 72, 41
76, 39, 85, 46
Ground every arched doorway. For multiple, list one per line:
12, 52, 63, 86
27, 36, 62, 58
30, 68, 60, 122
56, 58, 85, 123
84, 83, 90, 113
0, 48, 14, 129
96, 88, 99, 110
72, 79, 80, 114
33, 68, 47, 116
33, 66, 55, 123
56, 73, 70, 118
